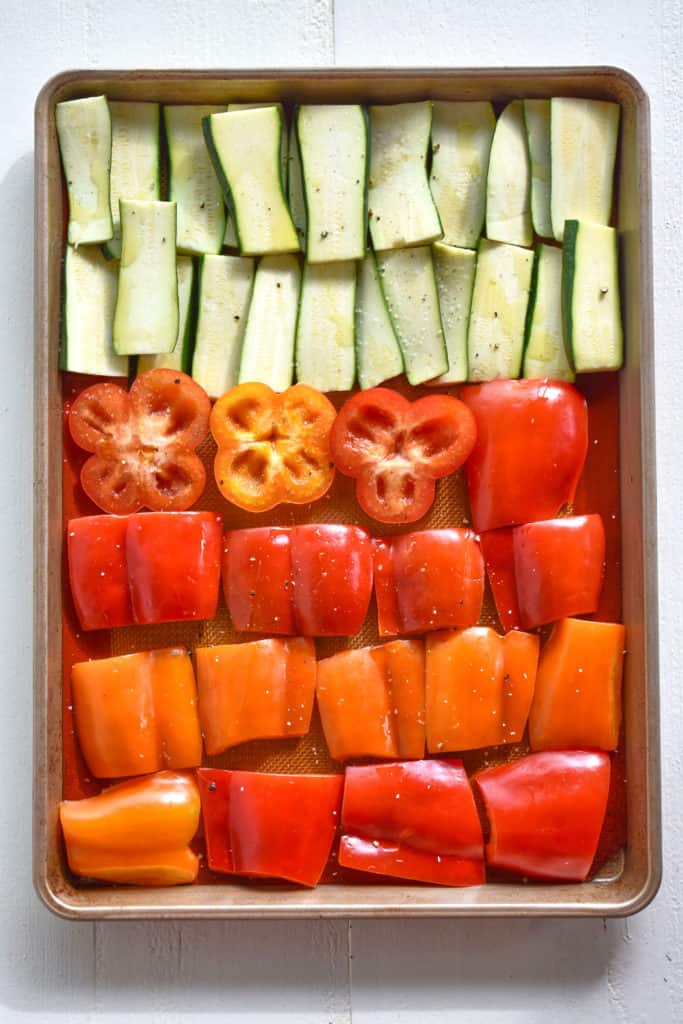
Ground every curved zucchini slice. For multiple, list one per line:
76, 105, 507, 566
239, 255, 301, 391
297, 104, 368, 263
368, 101, 443, 251
562, 221, 623, 372
523, 99, 553, 240
467, 239, 533, 382
430, 243, 476, 385
523, 243, 573, 381
203, 107, 299, 256
376, 246, 448, 385
288, 118, 307, 250
296, 261, 357, 392
113, 200, 178, 356
191, 255, 255, 399
56, 95, 113, 247
137, 256, 197, 375
355, 251, 403, 391
164, 104, 227, 255
486, 101, 532, 248
429, 101, 495, 249
61, 245, 127, 376
104, 102, 160, 260
550, 98, 620, 242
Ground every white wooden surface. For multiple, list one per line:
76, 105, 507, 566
1, 0, 681, 1019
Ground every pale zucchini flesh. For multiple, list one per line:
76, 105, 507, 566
430, 243, 476, 384
239, 255, 301, 391
355, 252, 404, 391
113, 200, 178, 356
550, 98, 620, 242
562, 220, 623, 372
368, 102, 443, 251
523, 99, 553, 239
227, 102, 289, 186
486, 100, 533, 248
56, 95, 113, 247
295, 261, 357, 392
203, 107, 299, 256
467, 239, 534, 381
429, 101, 495, 249
523, 243, 573, 381
164, 105, 227, 255
137, 256, 197, 375
61, 245, 128, 376
297, 104, 368, 263
375, 246, 448, 385
104, 102, 160, 260
191, 254, 255, 398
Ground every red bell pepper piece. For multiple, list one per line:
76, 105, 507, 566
195, 638, 317, 755
197, 769, 343, 887
473, 749, 611, 881
461, 379, 588, 533
373, 529, 484, 636
68, 511, 223, 630
222, 524, 373, 636
339, 760, 485, 886
479, 528, 522, 633
316, 640, 425, 761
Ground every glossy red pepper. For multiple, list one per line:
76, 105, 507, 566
197, 769, 343, 887
461, 380, 588, 533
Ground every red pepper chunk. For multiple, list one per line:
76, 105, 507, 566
374, 529, 484, 636
197, 769, 343, 887
316, 640, 425, 761
222, 524, 373, 636
195, 638, 317, 755
461, 379, 588, 533
479, 528, 522, 633
339, 760, 485, 886
67, 515, 132, 630
473, 750, 611, 882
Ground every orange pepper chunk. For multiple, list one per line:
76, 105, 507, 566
59, 771, 200, 885
316, 639, 425, 761
210, 382, 336, 512
195, 638, 317, 756
528, 617, 625, 751
71, 647, 202, 779
425, 627, 539, 753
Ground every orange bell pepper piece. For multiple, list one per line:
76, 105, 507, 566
528, 617, 625, 750
316, 639, 425, 761
425, 627, 539, 753
210, 382, 336, 512
71, 647, 202, 779
59, 770, 200, 885
195, 638, 317, 755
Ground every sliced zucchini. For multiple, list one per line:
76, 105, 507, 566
239, 255, 301, 391
203, 107, 299, 256
288, 117, 307, 250
550, 98, 620, 242
61, 245, 127, 376
355, 251, 404, 391
523, 99, 553, 239
467, 239, 534, 381
375, 246, 448, 385
191, 255, 255, 398
562, 220, 623, 372
55, 95, 113, 247
228, 102, 289, 186
137, 256, 197, 374
368, 101, 443, 251
430, 243, 476, 384
223, 214, 238, 249
295, 262, 357, 392
164, 104, 227, 255
113, 200, 178, 356
486, 101, 532, 248
523, 244, 573, 381
297, 104, 368, 263
103, 102, 160, 260
429, 101, 495, 249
